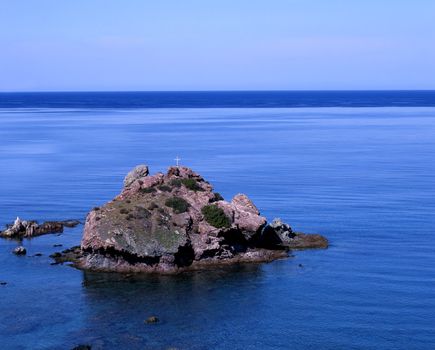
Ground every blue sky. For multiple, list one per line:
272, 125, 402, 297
1, 0, 434, 91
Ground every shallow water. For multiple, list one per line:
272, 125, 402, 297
1, 104, 435, 349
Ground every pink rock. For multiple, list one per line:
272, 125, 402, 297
71, 164, 328, 273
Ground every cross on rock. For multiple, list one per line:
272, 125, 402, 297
174, 156, 181, 167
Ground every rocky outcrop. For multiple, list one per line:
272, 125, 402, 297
0, 217, 80, 239
123, 165, 149, 188
55, 165, 328, 273
13, 246, 27, 255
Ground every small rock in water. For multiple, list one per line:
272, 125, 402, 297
33, 253, 43, 257
298, 263, 303, 267
61, 220, 81, 228
13, 246, 26, 255
145, 316, 159, 324
0, 281, 7, 286
71, 345, 91, 350
0, 217, 67, 238
53, 244, 63, 247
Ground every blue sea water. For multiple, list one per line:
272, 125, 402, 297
0, 92, 435, 350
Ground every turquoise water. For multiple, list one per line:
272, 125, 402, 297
1, 104, 435, 349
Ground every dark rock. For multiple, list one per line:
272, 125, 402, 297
258, 218, 295, 248
145, 316, 159, 324
269, 218, 295, 242
258, 219, 328, 250
71, 345, 91, 350
53, 244, 63, 247
0, 281, 7, 286
13, 246, 26, 255
286, 233, 329, 249
61, 220, 81, 228
33, 253, 43, 257
51, 246, 82, 264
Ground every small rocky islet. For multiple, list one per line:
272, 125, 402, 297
1, 164, 328, 273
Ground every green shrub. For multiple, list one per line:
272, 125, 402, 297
120, 208, 129, 214
158, 185, 172, 192
140, 187, 156, 194
181, 178, 204, 192
201, 205, 231, 228
170, 179, 182, 188
165, 197, 190, 214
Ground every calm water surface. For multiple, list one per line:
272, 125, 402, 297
0, 103, 435, 349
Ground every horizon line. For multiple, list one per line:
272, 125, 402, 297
1, 89, 435, 94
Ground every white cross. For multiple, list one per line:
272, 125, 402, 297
174, 156, 181, 167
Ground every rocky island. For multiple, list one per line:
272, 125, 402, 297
52, 165, 328, 273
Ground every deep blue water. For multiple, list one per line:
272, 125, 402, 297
1, 92, 435, 349
1, 90, 435, 108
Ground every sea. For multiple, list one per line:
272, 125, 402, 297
0, 91, 434, 350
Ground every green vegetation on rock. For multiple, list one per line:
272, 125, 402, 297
158, 185, 172, 192
165, 197, 190, 213
181, 178, 204, 192
170, 179, 182, 188
140, 187, 156, 194
201, 205, 231, 228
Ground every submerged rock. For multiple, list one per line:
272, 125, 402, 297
71, 346, 91, 350
55, 165, 327, 273
0, 217, 80, 239
13, 246, 26, 255
145, 316, 159, 324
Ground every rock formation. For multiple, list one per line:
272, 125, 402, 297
0, 217, 80, 238
13, 246, 27, 255
53, 165, 327, 273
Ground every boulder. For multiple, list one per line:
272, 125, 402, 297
123, 165, 149, 188
13, 246, 26, 255
259, 219, 328, 249
267, 218, 295, 242
286, 233, 329, 249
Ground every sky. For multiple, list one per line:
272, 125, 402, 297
1, 0, 434, 91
